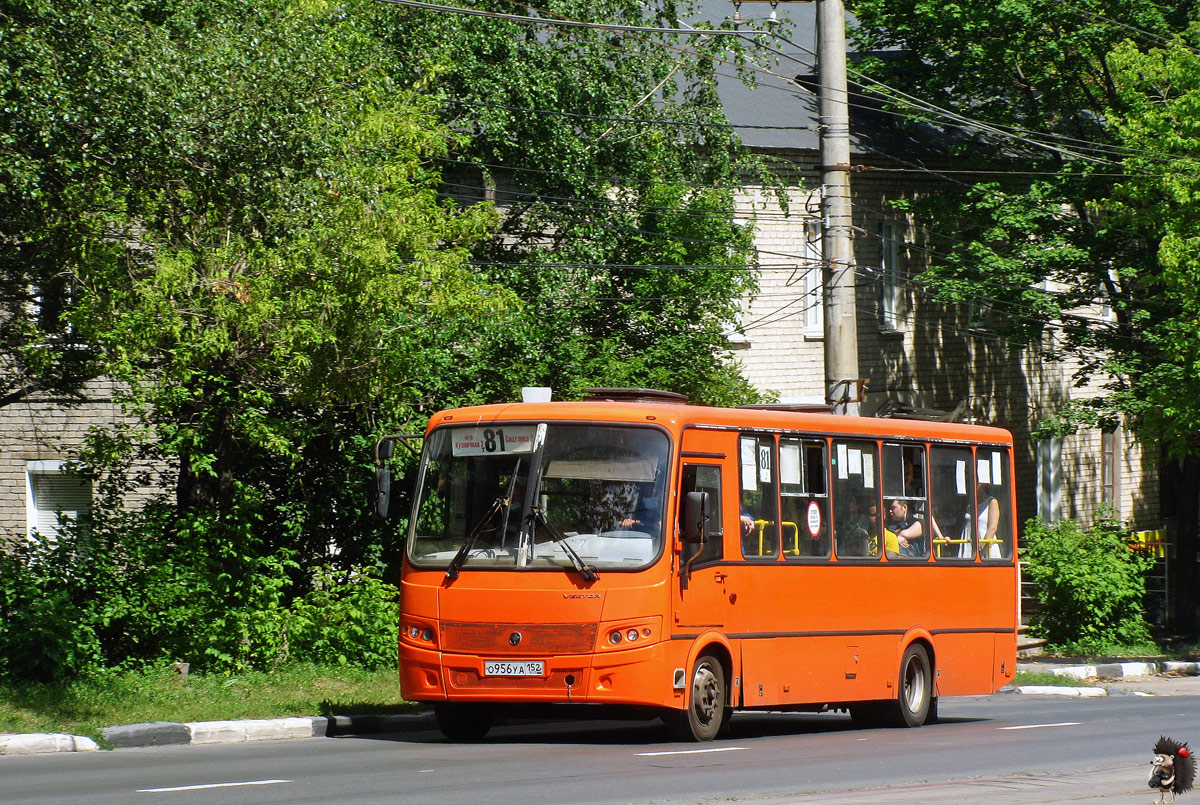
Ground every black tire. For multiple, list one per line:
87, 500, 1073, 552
434, 702, 494, 741
888, 643, 933, 727
664, 654, 727, 741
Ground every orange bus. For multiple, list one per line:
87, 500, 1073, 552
377, 389, 1018, 741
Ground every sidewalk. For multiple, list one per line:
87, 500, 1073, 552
4, 660, 1199, 755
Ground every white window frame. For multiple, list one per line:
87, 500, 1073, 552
1035, 437, 1062, 522
880, 223, 905, 331
26, 460, 92, 543
803, 219, 823, 335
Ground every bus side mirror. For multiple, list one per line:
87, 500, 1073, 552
684, 491, 710, 544
375, 466, 392, 520
376, 438, 395, 462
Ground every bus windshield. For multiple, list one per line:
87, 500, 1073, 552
408, 423, 670, 573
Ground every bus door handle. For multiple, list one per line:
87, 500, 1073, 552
713, 571, 728, 583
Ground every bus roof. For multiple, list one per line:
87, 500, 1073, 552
424, 399, 1013, 445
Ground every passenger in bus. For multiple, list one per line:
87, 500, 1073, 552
834, 494, 872, 556
903, 459, 924, 497
886, 498, 925, 557
976, 483, 1002, 558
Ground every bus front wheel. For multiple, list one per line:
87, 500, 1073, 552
664, 653, 727, 741
434, 702, 494, 741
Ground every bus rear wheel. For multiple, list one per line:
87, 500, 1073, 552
664, 653, 727, 741
434, 702, 494, 741
889, 643, 932, 727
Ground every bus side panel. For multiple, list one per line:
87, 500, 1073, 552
739, 635, 892, 705
726, 563, 1016, 706
931, 632, 996, 696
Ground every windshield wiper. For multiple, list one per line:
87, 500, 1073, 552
532, 507, 598, 582
446, 462, 522, 580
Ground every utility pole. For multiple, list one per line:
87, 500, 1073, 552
816, 0, 860, 415
731, 0, 861, 415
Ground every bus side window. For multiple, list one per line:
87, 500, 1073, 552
977, 448, 1012, 560
681, 465, 723, 566
832, 440, 881, 559
929, 446, 974, 560
882, 443, 929, 560
739, 434, 780, 558
780, 437, 830, 559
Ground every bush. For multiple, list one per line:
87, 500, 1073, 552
286, 567, 399, 669
1023, 509, 1157, 654
0, 500, 400, 681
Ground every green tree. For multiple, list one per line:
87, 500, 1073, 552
370, 0, 770, 407
3, 0, 505, 569
846, 0, 1200, 627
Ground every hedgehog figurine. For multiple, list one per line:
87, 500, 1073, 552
1151, 735, 1196, 804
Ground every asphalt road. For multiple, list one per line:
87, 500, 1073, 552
4, 691, 1194, 804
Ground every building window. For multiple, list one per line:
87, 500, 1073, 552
803, 219, 823, 335
1036, 436, 1062, 522
880, 223, 905, 330
1101, 428, 1120, 505
26, 460, 92, 542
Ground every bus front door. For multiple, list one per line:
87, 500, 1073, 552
672, 458, 733, 633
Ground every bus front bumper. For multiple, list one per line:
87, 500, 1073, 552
400, 640, 676, 707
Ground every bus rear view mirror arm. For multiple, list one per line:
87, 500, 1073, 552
373, 434, 422, 520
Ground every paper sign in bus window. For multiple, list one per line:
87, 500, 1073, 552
780, 443, 802, 486
741, 439, 757, 491
977, 458, 992, 485
848, 448, 862, 476
862, 454, 875, 488
991, 452, 1002, 485
758, 444, 772, 483
956, 460, 967, 495
836, 443, 849, 480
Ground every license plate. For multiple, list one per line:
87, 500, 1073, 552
484, 660, 544, 677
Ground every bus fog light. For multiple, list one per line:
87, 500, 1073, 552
642, 628, 652, 637
609, 630, 622, 645
626, 629, 639, 642
421, 628, 434, 642
408, 626, 421, 639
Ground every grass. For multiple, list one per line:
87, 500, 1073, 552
0, 663, 418, 745
1011, 670, 1089, 687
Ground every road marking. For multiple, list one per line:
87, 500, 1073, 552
998, 722, 1081, 731
636, 747, 746, 757
138, 779, 291, 793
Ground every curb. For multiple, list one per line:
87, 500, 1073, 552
1019, 660, 1200, 681
0, 733, 101, 755
1008, 684, 1108, 697
1007, 659, 1200, 698
2, 712, 436, 756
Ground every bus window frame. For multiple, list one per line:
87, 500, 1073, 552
880, 441, 931, 563
779, 435, 832, 562
738, 431, 782, 562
